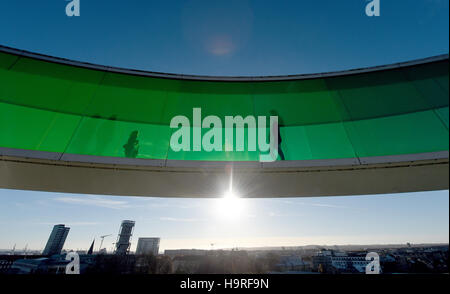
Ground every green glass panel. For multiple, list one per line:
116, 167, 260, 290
435, 107, 449, 129
253, 79, 348, 126
0, 52, 18, 69
0, 60, 103, 115
345, 110, 449, 157
167, 126, 260, 161
85, 73, 171, 124
327, 69, 431, 121
0, 49, 448, 162
65, 117, 171, 159
403, 61, 449, 108
304, 122, 356, 159
164, 91, 255, 127
11, 57, 103, 83
280, 125, 312, 160
0, 102, 80, 152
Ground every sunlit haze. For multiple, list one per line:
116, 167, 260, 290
0, 189, 448, 253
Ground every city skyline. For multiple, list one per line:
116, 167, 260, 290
0, 189, 448, 253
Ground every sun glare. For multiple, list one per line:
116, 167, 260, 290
214, 189, 245, 222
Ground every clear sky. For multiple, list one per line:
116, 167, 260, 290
0, 0, 448, 76
0, 0, 449, 252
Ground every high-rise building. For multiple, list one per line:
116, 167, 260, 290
115, 220, 135, 255
42, 224, 70, 256
136, 238, 160, 256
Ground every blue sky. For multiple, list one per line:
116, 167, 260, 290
0, 0, 449, 252
0, 0, 448, 76
0, 189, 448, 252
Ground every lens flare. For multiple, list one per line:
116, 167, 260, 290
214, 189, 245, 222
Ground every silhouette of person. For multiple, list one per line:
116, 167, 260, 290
269, 110, 285, 161
123, 130, 140, 158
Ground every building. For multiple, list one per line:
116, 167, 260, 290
172, 255, 207, 274
115, 220, 135, 255
98, 248, 107, 255
331, 256, 371, 273
9, 254, 97, 274
164, 249, 209, 258
312, 249, 375, 273
312, 250, 333, 271
136, 238, 160, 256
10, 257, 67, 274
42, 224, 70, 256
275, 255, 311, 272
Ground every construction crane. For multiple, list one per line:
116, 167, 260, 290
98, 234, 112, 252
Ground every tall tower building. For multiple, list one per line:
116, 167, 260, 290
115, 220, 135, 255
42, 224, 70, 256
136, 238, 160, 256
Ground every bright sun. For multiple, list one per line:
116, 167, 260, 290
214, 189, 245, 222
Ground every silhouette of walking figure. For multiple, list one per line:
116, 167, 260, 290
123, 130, 140, 158
269, 110, 285, 161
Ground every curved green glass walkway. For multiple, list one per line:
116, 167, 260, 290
0, 45, 448, 197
